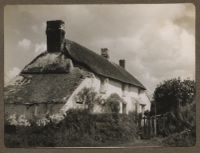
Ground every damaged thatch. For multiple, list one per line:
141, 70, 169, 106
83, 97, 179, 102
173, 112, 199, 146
5, 37, 146, 105
4, 68, 89, 104
22, 52, 73, 74
18, 38, 145, 89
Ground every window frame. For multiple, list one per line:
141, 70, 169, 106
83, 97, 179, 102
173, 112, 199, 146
122, 83, 126, 96
100, 78, 108, 93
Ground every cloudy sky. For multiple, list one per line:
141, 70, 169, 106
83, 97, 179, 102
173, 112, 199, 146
4, 4, 195, 93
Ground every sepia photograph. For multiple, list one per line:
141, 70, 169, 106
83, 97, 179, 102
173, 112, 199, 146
4, 4, 195, 148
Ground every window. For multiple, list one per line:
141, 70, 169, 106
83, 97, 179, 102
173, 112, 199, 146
140, 104, 146, 115
135, 102, 138, 113
128, 84, 131, 92
76, 101, 83, 104
138, 88, 141, 95
122, 84, 125, 96
100, 78, 108, 93
34, 105, 38, 116
122, 103, 127, 114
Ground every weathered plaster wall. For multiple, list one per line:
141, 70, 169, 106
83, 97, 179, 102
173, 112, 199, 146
5, 74, 151, 120
61, 75, 151, 114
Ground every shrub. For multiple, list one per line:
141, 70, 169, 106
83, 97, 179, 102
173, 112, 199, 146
161, 102, 196, 146
159, 102, 196, 135
74, 87, 103, 112
162, 130, 196, 147
153, 78, 195, 114
103, 93, 123, 113
6, 114, 31, 127
5, 109, 138, 147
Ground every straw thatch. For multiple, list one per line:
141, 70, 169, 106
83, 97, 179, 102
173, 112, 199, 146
5, 68, 89, 104
22, 52, 73, 74
64, 39, 145, 89
5, 38, 146, 105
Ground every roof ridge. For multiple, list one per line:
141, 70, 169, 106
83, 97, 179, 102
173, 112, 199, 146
64, 39, 146, 89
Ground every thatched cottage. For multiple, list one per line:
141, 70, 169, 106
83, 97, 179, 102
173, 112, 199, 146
4, 20, 151, 120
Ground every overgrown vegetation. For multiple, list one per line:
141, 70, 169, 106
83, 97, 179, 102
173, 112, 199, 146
152, 78, 195, 114
74, 88, 124, 113
5, 84, 196, 147
5, 88, 138, 147
74, 87, 103, 112
5, 109, 138, 147
161, 102, 196, 146
151, 78, 196, 146
103, 93, 122, 113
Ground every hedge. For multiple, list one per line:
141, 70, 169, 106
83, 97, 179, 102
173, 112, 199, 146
5, 109, 138, 147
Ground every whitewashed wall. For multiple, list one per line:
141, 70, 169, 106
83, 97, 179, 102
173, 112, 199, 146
61, 74, 151, 114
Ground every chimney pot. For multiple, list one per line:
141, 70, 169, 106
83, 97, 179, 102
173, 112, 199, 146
101, 48, 109, 60
119, 59, 125, 68
46, 20, 66, 52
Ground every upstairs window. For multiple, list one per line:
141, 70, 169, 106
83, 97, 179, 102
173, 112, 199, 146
128, 84, 131, 92
138, 88, 141, 95
122, 84, 126, 96
122, 103, 127, 114
100, 78, 108, 93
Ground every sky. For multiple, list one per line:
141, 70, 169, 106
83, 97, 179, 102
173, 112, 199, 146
4, 4, 195, 93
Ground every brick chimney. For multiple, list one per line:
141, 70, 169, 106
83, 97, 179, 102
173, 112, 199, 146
119, 59, 125, 68
46, 20, 66, 52
101, 48, 109, 60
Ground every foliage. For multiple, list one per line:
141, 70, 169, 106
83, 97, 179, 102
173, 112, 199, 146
144, 110, 150, 117
74, 87, 103, 112
162, 130, 196, 147
7, 114, 31, 127
103, 93, 122, 113
74, 88, 123, 114
156, 102, 196, 146
153, 78, 195, 114
6, 113, 65, 127
151, 78, 196, 147
5, 109, 138, 147
171, 102, 195, 133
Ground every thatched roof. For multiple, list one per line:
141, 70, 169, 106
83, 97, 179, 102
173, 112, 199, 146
22, 52, 73, 74
19, 39, 145, 89
64, 39, 146, 89
4, 68, 89, 104
5, 38, 146, 105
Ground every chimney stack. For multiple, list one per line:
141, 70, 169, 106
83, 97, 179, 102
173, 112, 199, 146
119, 59, 125, 68
101, 48, 109, 60
46, 20, 66, 52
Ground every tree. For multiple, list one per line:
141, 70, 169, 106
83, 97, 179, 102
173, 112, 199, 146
152, 78, 195, 114
74, 87, 102, 112
104, 93, 122, 113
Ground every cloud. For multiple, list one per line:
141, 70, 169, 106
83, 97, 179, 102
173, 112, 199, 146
31, 25, 39, 33
4, 4, 195, 92
18, 38, 31, 50
34, 42, 46, 55
5, 67, 21, 84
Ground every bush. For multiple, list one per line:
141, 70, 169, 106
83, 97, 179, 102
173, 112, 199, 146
153, 78, 195, 114
162, 130, 196, 147
5, 109, 138, 147
158, 102, 196, 136
74, 87, 103, 112
161, 102, 196, 146
103, 94, 122, 113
